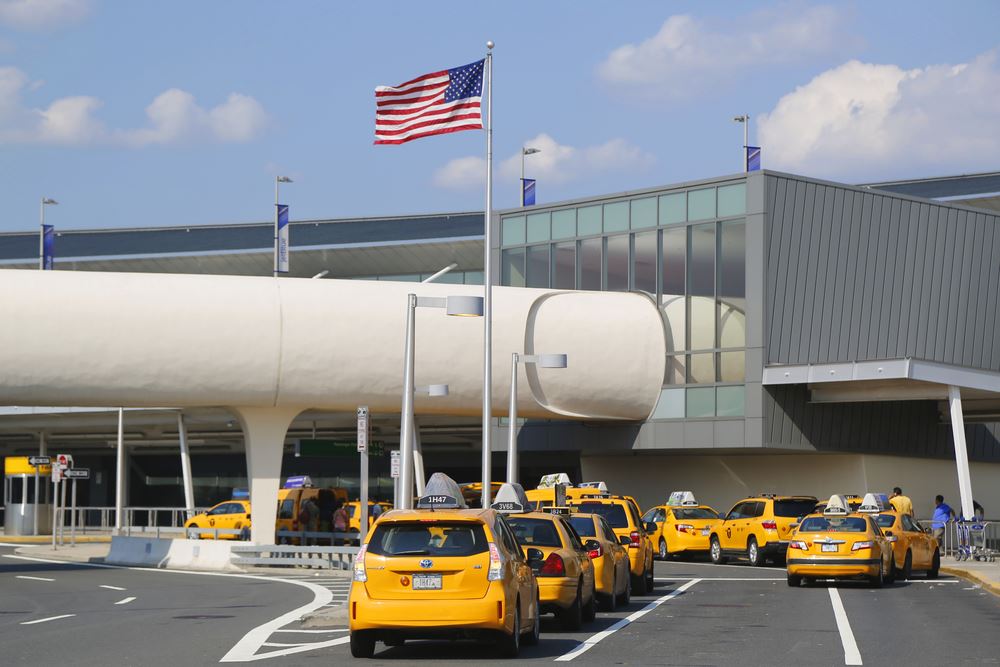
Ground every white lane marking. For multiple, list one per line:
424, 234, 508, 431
901, 579, 958, 584
555, 578, 701, 662
16, 575, 55, 582
21, 614, 75, 625
115, 596, 137, 605
655, 577, 783, 582
273, 628, 349, 634
828, 588, 863, 666
0, 542, 40, 548
100, 585, 127, 591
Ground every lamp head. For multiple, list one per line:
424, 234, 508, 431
523, 147, 541, 156
276, 176, 293, 183
536, 353, 568, 369
427, 384, 449, 397
445, 295, 484, 317
732, 115, 748, 123
42, 198, 58, 205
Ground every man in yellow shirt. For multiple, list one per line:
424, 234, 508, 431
889, 487, 913, 516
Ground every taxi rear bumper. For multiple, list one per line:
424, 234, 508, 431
787, 557, 881, 578
670, 532, 712, 552
538, 577, 578, 612
349, 585, 509, 634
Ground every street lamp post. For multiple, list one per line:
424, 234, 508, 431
732, 115, 749, 172
39, 197, 58, 270
399, 294, 484, 509
520, 147, 541, 207
274, 176, 293, 277
506, 353, 568, 484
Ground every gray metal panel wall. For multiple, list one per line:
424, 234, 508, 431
764, 174, 1000, 371
763, 384, 1000, 463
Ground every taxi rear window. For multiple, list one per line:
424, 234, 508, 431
576, 502, 628, 528
673, 508, 719, 520
507, 517, 564, 547
774, 500, 817, 518
567, 516, 597, 537
799, 517, 869, 533
367, 522, 488, 557
874, 514, 896, 528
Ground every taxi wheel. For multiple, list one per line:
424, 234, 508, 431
560, 586, 583, 631
869, 560, 885, 588
631, 571, 648, 596
600, 587, 617, 612
582, 586, 596, 623
349, 631, 375, 658
523, 596, 540, 646
885, 556, 896, 584
787, 573, 802, 587
658, 538, 668, 560
901, 551, 913, 580
710, 536, 727, 565
498, 601, 521, 657
928, 550, 940, 579
617, 575, 631, 606
645, 561, 655, 591
746, 537, 762, 567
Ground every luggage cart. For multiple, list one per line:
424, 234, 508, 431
956, 521, 996, 562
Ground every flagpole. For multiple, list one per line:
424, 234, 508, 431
481, 40, 495, 508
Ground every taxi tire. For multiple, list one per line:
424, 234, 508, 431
645, 561, 655, 591
787, 573, 802, 587
582, 586, 597, 623
928, 549, 940, 579
710, 536, 727, 565
631, 571, 647, 596
901, 551, 913, 580
869, 559, 885, 588
560, 586, 583, 631
350, 631, 375, 658
617, 576, 631, 606
599, 587, 617, 612
746, 537, 762, 567
497, 600, 521, 658
524, 596, 540, 646
885, 556, 896, 584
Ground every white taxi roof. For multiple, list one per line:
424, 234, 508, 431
538, 473, 572, 488
491, 483, 531, 514
667, 491, 698, 506
578, 481, 608, 492
858, 492, 889, 514
823, 494, 851, 516
416, 472, 468, 509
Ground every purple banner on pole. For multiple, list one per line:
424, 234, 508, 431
522, 178, 536, 206
42, 224, 55, 270
746, 146, 761, 172
277, 204, 289, 273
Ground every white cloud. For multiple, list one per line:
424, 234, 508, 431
0, 0, 90, 30
432, 134, 654, 190
0, 68, 269, 146
756, 50, 1000, 179
597, 5, 852, 99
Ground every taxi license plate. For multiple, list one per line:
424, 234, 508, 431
821, 544, 838, 553
412, 573, 442, 590
701, 528, 711, 536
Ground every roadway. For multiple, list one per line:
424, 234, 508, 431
2, 546, 999, 665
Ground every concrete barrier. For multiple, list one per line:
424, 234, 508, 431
106, 536, 239, 571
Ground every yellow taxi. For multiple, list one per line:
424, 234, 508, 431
459, 481, 504, 508
567, 492, 656, 594
642, 491, 722, 561
862, 493, 941, 579
346, 501, 394, 536
493, 485, 597, 630
709, 494, 817, 567
185, 500, 251, 540
786, 494, 895, 587
524, 474, 603, 510
566, 511, 631, 611
348, 474, 539, 659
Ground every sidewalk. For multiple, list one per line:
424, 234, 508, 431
0, 534, 111, 544
941, 557, 1000, 596
13, 542, 110, 563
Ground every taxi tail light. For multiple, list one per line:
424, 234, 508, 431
353, 544, 368, 582
886, 536, 898, 543
789, 540, 808, 550
851, 540, 872, 551
674, 524, 695, 534
588, 545, 602, 559
629, 531, 642, 548
761, 520, 777, 530
539, 553, 566, 576
487, 542, 504, 581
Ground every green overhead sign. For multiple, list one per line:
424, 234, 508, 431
296, 439, 385, 457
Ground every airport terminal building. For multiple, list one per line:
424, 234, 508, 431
2, 169, 999, 519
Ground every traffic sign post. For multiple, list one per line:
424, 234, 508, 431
30, 457, 49, 537
358, 406, 370, 541
53, 454, 74, 546
390, 449, 401, 507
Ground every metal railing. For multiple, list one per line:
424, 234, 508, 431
51, 506, 209, 533
915, 517, 999, 560
231, 541, 359, 570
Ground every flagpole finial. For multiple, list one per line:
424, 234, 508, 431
486, 40, 494, 50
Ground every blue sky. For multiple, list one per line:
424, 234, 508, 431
1, 0, 999, 232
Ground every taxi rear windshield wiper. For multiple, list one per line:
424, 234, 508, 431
391, 549, 431, 556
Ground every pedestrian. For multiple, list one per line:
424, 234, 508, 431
973, 499, 985, 521
371, 502, 383, 520
302, 496, 320, 545
931, 495, 955, 545
889, 487, 914, 516
332, 501, 349, 546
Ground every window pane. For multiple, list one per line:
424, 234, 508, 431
633, 231, 657, 293
605, 235, 629, 291
689, 223, 715, 296
552, 209, 576, 239
652, 388, 685, 419
662, 227, 685, 297
578, 206, 602, 236
603, 201, 629, 233
719, 351, 745, 382
525, 245, 549, 288
659, 192, 686, 225
665, 354, 686, 385
578, 238, 602, 290
661, 295, 686, 354
718, 183, 746, 217
689, 296, 716, 350
719, 220, 746, 348
527, 212, 551, 243
716, 386, 745, 417
501, 248, 525, 287
687, 387, 716, 418
502, 216, 526, 245
688, 352, 714, 384
631, 198, 656, 229
688, 188, 716, 221
382, 274, 420, 282
552, 242, 575, 289
463, 271, 484, 285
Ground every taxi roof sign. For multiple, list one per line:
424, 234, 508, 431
283, 475, 313, 489
858, 492, 889, 514
538, 473, 572, 489
667, 491, 698, 507
416, 473, 467, 509
578, 481, 608, 492
491, 483, 530, 514
547, 506, 575, 516
823, 495, 851, 516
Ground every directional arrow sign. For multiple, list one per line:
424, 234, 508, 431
64, 468, 90, 480
28, 456, 51, 466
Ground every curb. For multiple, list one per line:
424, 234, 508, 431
941, 566, 1000, 597
1, 536, 111, 544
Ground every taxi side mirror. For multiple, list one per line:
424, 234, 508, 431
245, 514, 251, 520
884, 530, 892, 536
526, 548, 544, 569
619, 535, 631, 546
583, 539, 601, 553
645, 521, 658, 534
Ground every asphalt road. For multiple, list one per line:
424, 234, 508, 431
3, 546, 999, 665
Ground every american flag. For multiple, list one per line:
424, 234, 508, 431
374, 59, 485, 145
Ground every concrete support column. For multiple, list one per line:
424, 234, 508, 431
39, 431, 47, 457
413, 417, 426, 496
232, 406, 300, 545
948, 385, 976, 520
177, 412, 195, 518
114, 408, 126, 533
